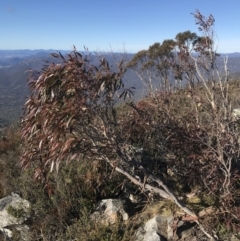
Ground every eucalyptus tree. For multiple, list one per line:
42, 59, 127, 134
20, 48, 202, 226
128, 10, 240, 235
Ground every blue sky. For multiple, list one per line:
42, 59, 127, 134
0, 0, 239, 53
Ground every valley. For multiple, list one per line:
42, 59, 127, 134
0, 50, 240, 128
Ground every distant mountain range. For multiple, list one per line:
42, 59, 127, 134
0, 49, 71, 58
0, 50, 140, 127
1, 49, 240, 58
220, 52, 240, 58
0, 49, 240, 128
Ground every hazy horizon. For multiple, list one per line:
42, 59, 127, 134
1, 49, 240, 55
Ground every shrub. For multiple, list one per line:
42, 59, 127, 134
19, 11, 240, 240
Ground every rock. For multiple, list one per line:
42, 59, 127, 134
232, 108, 240, 118
0, 193, 30, 240
90, 199, 129, 225
135, 215, 175, 241
229, 234, 240, 241
135, 226, 162, 241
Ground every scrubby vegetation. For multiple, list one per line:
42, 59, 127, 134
0, 10, 240, 240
